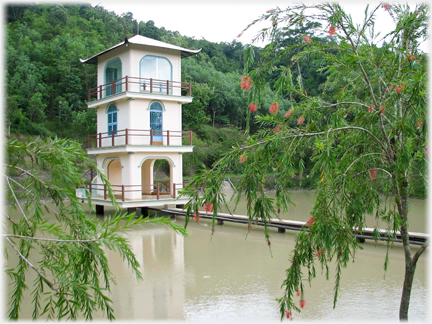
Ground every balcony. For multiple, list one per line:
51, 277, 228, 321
87, 76, 192, 102
87, 128, 193, 148
81, 181, 188, 202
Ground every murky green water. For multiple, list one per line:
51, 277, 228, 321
4, 191, 429, 321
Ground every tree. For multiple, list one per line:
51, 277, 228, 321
181, 3, 428, 321
4, 137, 187, 320
182, 82, 213, 131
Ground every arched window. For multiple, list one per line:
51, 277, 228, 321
149, 101, 163, 143
105, 58, 122, 96
107, 104, 117, 136
140, 55, 172, 93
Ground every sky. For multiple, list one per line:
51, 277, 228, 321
4, 0, 428, 50
85, 0, 428, 50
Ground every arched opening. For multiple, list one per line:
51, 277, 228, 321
107, 103, 118, 136
149, 101, 163, 144
140, 55, 172, 93
141, 158, 172, 197
107, 159, 122, 196
153, 159, 170, 193
105, 57, 122, 96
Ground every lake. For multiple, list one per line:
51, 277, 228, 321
5, 190, 429, 321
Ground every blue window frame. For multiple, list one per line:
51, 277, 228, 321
107, 104, 117, 136
149, 101, 163, 142
105, 58, 122, 97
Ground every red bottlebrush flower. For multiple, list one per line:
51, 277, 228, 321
395, 84, 407, 95
297, 116, 305, 125
417, 118, 423, 128
307, 216, 315, 227
315, 249, 324, 258
249, 102, 258, 112
425, 145, 429, 156
237, 31, 244, 38
395, 85, 402, 94
328, 26, 336, 36
296, 289, 302, 297
389, 84, 394, 92
369, 167, 377, 180
285, 310, 292, 319
383, 3, 391, 10
240, 155, 247, 163
299, 299, 306, 309
204, 203, 213, 213
266, 8, 274, 13
193, 212, 201, 222
269, 102, 279, 114
407, 54, 416, 61
380, 105, 385, 115
303, 35, 311, 44
274, 124, 282, 132
241, 76, 252, 91
285, 109, 293, 118
368, 105, 374, 112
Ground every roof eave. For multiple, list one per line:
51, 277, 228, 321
80, 37, 201, 64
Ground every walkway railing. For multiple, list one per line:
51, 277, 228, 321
81, 182, 188, 201
87, 128, 193, 148
88, 76, 192, 101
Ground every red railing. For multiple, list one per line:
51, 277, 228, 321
82, 182, 188, 201
87, 128, 193, 148
88, 76, 192, 101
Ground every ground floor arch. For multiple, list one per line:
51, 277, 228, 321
94, 152, 185, 201
141, 157, 173, 196
107, 159, 122, 185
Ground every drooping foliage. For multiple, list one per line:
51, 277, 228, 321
4, 136, 188, 320
181, 3, 428, 321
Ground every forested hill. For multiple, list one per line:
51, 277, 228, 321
6, 3, 330, 141
6, 3, 246, 139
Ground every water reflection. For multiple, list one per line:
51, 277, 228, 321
104, 212, 428, 321
108, 224, 186, 320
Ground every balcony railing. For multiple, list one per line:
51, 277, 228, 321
88, 76, 192, 101
80, 182, 188, 201
87, 128, 193, 148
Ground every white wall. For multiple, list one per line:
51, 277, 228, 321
95, 98, 183, 147
97, 44, 182, 96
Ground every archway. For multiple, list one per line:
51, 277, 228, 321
107, 159, 122, 195
141, 158, 173, 197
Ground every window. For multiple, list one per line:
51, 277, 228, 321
105, 58, 122, 97
149, 101, 163, 143
140, 55, 172, 93
107, 104, 117, 136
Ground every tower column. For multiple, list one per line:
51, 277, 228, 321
170, 154, 183, 197
122, 153, 142, 200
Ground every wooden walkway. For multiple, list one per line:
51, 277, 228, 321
161, 208, 428, 246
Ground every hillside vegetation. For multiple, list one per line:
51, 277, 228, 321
5, 3, 426, 197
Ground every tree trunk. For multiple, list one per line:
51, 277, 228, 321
396, 179, 413, 321
399, 259, 416, 320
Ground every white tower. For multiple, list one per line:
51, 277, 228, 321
80, 35, 200, 213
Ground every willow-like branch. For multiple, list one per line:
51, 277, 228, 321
5, 237, 60, 294
3, 234, 100, 243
